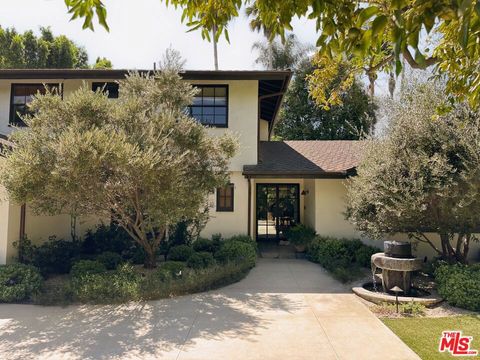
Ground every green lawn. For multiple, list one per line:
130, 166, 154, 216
383, 316, 480, 360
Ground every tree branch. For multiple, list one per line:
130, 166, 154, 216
402, 48, 437, 69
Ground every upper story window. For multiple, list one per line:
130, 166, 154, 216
188, 85, 228, 127
92, 82, 119, 98
10, 83, 60, 127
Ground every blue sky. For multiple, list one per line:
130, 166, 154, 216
0, 0, 319, 70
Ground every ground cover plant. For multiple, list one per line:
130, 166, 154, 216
5, 233, 257, 305
306, 236, 380, 282
383, 316, 480, 360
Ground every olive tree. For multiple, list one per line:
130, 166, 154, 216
0, 54, 237, 268
345, 83, 480, 263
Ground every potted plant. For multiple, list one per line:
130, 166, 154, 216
285, 224, 316, 252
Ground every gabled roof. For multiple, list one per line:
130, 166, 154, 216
243, 140, 363, 178
0, 69, 291, 124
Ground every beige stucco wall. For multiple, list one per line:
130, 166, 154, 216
190, 80, 259, 171
303, 179, 316, 229
309, 178, 480, 262
0, 184, 21, 264
259, 119, 269, 141
202, 171, 249, 238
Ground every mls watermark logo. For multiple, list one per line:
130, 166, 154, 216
439, 331, 478, 356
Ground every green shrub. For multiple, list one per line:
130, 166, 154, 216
215, 240, 256, 267
70, 260, 106, 278
193, 238, 215, 253
285, 224, 316, 246
31, 237, 82, 275
307, 237, 353, 269
168, 245, 194, 261
0, 264, 43, 302
96, 251, 123, 270
140, 261, 251, 301
354, 244, 380, 267
187, 252, 215, 269
71, 263, 141, 303
306, 236, 380, 283
82, 224, 133, 255
401, 301, 426, 316
435, 264, 480, 311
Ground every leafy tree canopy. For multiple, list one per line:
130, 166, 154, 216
93, 56, 113, 69
67, 0, 480, 106
0, 51, 237, 268
252, 34, 376, 140
275, 59, 376, 140
346, 82, 480, 263
0, 26, 111, 69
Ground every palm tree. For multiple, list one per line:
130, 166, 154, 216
252, 33, 312, 70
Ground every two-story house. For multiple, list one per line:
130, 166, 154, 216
0, 68, 368, 264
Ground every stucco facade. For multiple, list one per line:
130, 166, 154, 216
0, 69, 477, 265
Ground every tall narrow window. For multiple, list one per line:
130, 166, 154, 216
92, 82, 119, 98
10, 83, 60, 126
188, 85, 228, 127
216, 183, 234, 212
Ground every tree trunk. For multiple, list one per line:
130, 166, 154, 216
144, 248, 157, 269
439, 232, 450, 261
70, 214, 77, 242
212, 25, 218, 70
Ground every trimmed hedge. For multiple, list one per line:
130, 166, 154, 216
0, 264, 43, 302
71, 263, 142, 303
215, 240, 257, 267
70, 260, 107, 278
307, 237, 380, 282
435, 264, 480, 311
187, 252, 215, 269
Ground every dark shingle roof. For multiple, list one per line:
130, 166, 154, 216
243, 140, 363, 178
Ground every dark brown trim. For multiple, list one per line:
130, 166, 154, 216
188, 84, 229, 128
9, 83, 61, 126
19, 204, 26, 241
0, 69, 292, 81
247, 177, 252, 237
255, 183, 300, 241
242, 171, 350, 179
268, 75, 291, 137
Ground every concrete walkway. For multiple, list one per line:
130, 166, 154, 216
0, 259, 419, 360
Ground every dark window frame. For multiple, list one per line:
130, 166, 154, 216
188, 84, 229, 128
9, 83, 61, 127
216, 183, 234, 212
92, 82, 119, 99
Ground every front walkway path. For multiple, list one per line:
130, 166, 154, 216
0, 259, 419, 360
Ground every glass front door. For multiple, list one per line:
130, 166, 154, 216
256, 184, 300, 241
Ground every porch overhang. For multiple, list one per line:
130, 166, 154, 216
244, 140, 362, 180
242, 169, 356, 179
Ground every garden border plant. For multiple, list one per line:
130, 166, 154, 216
306, 236, 380, 283
3, 233, 257, 306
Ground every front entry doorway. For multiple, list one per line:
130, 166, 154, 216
256, 184, 300, 241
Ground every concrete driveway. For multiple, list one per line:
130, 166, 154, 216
0, 259, 419, 360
